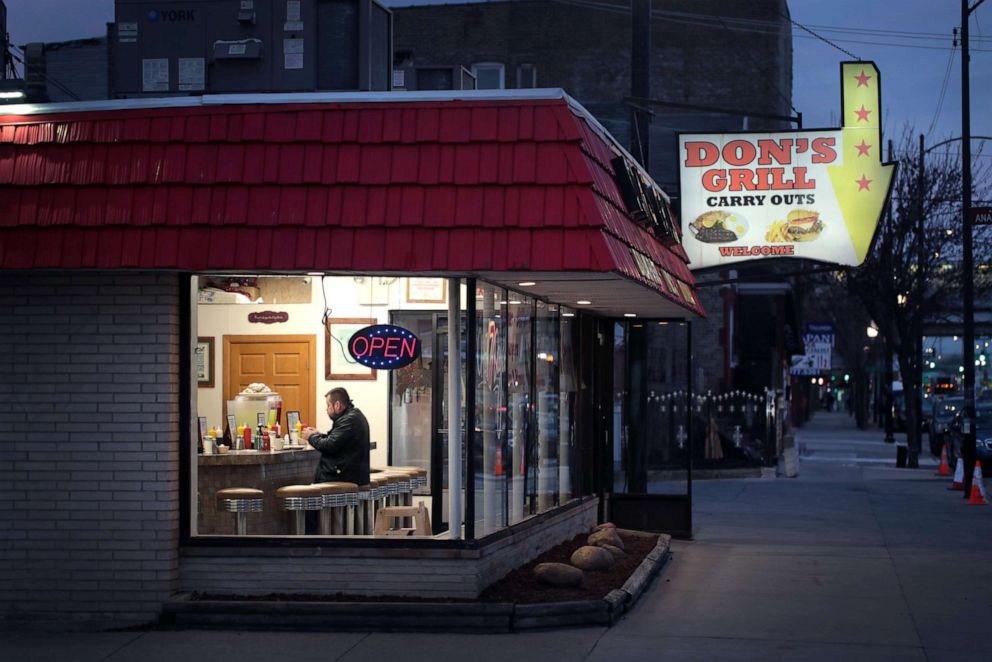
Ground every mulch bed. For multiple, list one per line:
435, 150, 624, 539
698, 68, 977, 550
190, 529, 658, 605
480, 530, 658, 604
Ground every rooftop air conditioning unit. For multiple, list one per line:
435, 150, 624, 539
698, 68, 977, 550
393, 65, 476, 91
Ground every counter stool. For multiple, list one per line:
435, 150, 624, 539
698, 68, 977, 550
376, 470, 417, 529
313, 482, 359, 535
365, 476, 388, 534
354, 483, 371, 535
216, 487, 264, 536
385, 466, 427, 507
275, 484, 328, 535
386, 466, 428, 491
377, 470, 412, 508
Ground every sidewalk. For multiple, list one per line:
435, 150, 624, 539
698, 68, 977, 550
3, 411, 991, 661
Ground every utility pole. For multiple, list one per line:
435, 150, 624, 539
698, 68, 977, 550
960, 0, 984, 497
912, 134, 925, 468
630, 0, 651, 168
884, 140, 895, 444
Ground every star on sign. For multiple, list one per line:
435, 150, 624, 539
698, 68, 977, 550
856, 175, 872, 191
855, 140, 872, 157
855, 70, 872, 88
854, 105, 872, 122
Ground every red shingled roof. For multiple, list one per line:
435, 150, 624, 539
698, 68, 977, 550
0, 92, 702, 316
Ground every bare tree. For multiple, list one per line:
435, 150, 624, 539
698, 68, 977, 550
842, 128, 992, 465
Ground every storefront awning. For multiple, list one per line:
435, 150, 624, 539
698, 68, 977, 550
0, 90, 703, 318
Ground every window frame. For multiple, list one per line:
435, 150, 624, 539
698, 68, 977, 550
471, 62, 506, 90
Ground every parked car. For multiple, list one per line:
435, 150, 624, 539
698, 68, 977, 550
928, 396, 964, 456
948, 402, 992, 465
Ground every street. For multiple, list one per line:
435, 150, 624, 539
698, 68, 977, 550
3, 410, 991, 661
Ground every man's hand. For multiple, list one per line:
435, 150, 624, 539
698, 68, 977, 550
301, 427, 319, 442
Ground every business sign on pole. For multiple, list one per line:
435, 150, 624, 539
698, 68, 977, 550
679, 62, 895, 269
791, 322, 836, 375
969, 207, 992, 226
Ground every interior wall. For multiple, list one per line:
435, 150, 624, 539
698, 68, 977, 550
195, 275, 459, 468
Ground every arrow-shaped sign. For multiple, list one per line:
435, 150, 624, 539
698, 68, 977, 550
827, 62, 896, 263
678, 61, 896, 269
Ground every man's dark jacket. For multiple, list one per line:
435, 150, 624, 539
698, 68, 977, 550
308, 405, 370, 486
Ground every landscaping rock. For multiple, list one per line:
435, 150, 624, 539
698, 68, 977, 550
588, 528, 624, 550
598, 543, 627, 560
534, 562, 584, 588
570, 545, 615, 571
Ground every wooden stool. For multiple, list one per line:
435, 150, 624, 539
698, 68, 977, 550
374, 501, 432, 537
275, 484, 328, 535
216, 487, 263, 536
313, 482, 359, 534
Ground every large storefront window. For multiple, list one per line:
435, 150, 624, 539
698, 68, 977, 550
506, 292, 533, 525
474, 283, 507, 535
190, 274, 589, 540
534, 300, 559, 513
559, 308, 580, 503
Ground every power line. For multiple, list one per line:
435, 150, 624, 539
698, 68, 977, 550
548, 0, 990, 52
714, 14, 798, 116
929, 45, 958, 134
780, 11, 860, 60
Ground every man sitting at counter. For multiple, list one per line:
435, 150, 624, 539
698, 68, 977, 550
301, 387, 371, 487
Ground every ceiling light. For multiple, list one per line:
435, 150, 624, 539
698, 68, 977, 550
509, 300, 522, 305
576, 300, 591, 305
518, 281, 536, 287
624, 313, 637, 318
562, 312, 575, 317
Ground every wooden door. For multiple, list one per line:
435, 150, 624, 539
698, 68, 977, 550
223, 335, 316, 430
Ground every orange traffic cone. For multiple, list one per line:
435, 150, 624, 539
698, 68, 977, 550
936, 443, 951, 477
967, 461, 988, 505
950, 457, 965, 490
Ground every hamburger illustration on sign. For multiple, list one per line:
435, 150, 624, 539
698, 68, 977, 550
678, 61, 895, 268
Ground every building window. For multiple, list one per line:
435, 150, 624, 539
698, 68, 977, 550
471, 62, 505, 90
517, 63, 537, 89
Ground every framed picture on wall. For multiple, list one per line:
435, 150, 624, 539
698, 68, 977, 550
325, 318, 378, 380
406, 278, 446, 304
195, 337, 215, 387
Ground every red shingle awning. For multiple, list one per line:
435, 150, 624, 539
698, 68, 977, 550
0, 91, 703, 317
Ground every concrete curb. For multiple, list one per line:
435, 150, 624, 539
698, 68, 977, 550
161, 534, 672, 633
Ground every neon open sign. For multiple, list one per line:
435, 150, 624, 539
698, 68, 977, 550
348, 325, 422, 370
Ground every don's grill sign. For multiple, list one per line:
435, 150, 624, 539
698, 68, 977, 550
348, 325, 421, 370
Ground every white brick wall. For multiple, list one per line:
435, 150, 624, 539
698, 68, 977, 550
179, 498, 598, 599
0, 271, 181, 627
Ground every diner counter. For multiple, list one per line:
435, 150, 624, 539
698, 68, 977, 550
198, 445, 317, 466
197, 446, 319, 535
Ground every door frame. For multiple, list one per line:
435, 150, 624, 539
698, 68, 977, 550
605, 319, 694, 539
222, 334, 317, 430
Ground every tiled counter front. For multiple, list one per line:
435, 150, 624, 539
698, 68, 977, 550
197, 448, 318, 535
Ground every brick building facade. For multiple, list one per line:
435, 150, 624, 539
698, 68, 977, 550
393, 0, 795, 395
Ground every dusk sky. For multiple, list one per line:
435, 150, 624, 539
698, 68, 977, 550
5, 0, 990, 160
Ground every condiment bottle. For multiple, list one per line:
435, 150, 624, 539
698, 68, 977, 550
243, 425, 252, 450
